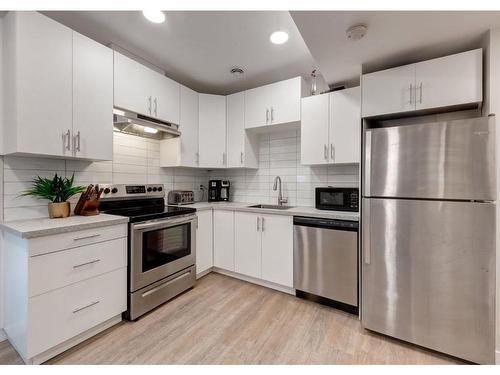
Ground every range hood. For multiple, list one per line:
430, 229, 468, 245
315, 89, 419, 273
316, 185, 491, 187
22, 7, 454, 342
113, 108, 181, 139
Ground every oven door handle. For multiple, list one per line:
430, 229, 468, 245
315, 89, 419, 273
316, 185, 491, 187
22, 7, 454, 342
132, 215, 196, 231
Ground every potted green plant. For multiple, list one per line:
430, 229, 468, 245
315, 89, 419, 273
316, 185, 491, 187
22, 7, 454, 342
20, 173, 87, 219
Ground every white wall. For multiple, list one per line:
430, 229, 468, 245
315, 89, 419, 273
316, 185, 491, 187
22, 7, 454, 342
210, 129, 359, 205
484, 27, 500, 365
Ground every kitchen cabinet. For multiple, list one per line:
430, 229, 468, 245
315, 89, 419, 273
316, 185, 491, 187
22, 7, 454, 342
233, 211, 293, 288
213, 210, 234, 271
196, 210, 213, 276
160, 85, 199, 167
114, 51, 180, 124
226, 92, 258, 168
362, 49, 482, 117
301, 87, 360, 165
72, 32, 113, 160
261, 214, 293, 287
244, 76, 305, 129
2, 11, 113, 160
3, 223, 127, 364
234, 212, 262, 278
198, 94, 227, 168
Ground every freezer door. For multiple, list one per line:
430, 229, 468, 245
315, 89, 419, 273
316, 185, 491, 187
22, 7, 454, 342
364, 116, 495, 201
361, 198, 495, 364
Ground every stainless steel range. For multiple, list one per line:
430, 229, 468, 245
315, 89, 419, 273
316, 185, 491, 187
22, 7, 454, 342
99, 184, 197, 320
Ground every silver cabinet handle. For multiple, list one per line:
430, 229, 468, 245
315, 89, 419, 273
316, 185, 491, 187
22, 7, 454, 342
154, 97, 158, 116
196, 152, 199, 164
240, 152, 244, 164
148, 96, 152, 115
324, 144, 328, 160
257, 216, 260, 231
63, 129, 71, 151
73, 259, 101, 269
73, 300, 100, 314
418, 82, 423, 104
73, 233, 101, 241
330, 144, 335, 162
409, 83, 413, 105
266, 108, 269, 123
261, 217, 265, 232
271, 107, 274, 122
222, 152, 227, 165
76, 131, 81, 152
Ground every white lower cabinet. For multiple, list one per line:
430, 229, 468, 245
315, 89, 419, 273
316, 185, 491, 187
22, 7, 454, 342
196, 210, 213, 276
213, 210, 235, 271
3, 223, 127, 364
235, 212, 262, 278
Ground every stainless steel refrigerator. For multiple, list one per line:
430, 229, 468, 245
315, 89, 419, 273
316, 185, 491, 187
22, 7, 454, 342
362, 116, 496, 364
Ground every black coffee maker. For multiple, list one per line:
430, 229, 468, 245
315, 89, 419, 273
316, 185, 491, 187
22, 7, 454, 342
208, 180, 230, 202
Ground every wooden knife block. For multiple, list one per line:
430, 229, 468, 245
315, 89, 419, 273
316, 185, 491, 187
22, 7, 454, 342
76, 199, 100, 216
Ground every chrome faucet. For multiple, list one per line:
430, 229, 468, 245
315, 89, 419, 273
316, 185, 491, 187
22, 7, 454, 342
273, 176, 288, 206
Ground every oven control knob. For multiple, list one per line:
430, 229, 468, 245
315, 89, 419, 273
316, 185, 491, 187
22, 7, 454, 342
111, 188, 118, 194
147, 187, 152, 192
158, 187, 163, 192
152, 187, 158, 192
103, 188, 110, 194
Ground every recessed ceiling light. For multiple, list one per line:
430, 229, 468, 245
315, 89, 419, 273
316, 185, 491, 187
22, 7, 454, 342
144, 126, 159, 134
270, 31, 289, 45
142, 10, 165, 24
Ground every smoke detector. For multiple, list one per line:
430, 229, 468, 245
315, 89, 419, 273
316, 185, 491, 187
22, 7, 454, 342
346, 24, 367, 41
230, 67, 245, 76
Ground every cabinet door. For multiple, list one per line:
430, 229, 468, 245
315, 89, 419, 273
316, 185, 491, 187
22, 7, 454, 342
362, 64, 415, 117
213, 210, 234, 271
72, 32, 113, 161
271, 77, 302, 125
114, 51, 152, 116
329, 87, 361, 164
198, 94, 227, 168
180, 85, 199, 167
196, 210, 213, 276
261, 214, 293, 287
152, 72, 180, 124
415, 49, 482, 111
300, 94, 330, 165
226, 92, 245, 167
245, 85, 273, 129
13, 11, 73, 157
234, 212, 262, 278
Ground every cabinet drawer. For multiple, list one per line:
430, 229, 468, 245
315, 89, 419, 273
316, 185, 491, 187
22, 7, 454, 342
28, 224, 127, 256
27, 268, 126, 358
29, 237, 127, 297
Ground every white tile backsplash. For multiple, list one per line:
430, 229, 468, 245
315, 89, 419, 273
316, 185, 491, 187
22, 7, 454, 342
0, 129, 358, 221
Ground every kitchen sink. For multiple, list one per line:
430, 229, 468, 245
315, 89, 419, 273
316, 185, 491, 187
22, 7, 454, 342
248, 204, 294, 210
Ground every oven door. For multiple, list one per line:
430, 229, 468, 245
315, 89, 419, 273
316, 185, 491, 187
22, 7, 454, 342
130, 214, 196, 292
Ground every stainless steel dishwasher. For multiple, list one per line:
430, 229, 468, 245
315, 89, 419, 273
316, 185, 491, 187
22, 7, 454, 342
293, 216, 358, 314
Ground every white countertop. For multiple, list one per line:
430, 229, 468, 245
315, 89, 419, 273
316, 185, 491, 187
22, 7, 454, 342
172, 202, 359, 221
0, 214, 129, 239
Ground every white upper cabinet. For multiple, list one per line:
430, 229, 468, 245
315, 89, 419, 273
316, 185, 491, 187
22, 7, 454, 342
160, 85, 199, 167
3, 11, 73, 157
415, 49, 482, 110
113, 51, 180, 124
3, 11, 113, 160
300, 94, 330, 165
245, 76, 304, 129
329, 87, 361, 164
226, 92, 258, 168
72, 32, 113, 161
362, 49, 482, 118
198, 94, 227, 168
301, 87, 361, 165
362, 64, 415, 118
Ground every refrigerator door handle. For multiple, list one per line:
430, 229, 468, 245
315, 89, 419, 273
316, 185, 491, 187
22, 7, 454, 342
363, 199, 371, 265
364, 131, 372, 196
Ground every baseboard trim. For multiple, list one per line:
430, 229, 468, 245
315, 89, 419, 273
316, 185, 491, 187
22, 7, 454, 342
496, 349, 500, 365
196, 267, 213, 279
0, 329, 6, 342
213, 267, 295, 295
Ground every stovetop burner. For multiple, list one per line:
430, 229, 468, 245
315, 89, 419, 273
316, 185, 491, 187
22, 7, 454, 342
103, 204, 196, 223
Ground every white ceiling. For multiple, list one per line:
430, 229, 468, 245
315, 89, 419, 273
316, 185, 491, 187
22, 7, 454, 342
44, 11, 318, 95
291, 11, 500, 87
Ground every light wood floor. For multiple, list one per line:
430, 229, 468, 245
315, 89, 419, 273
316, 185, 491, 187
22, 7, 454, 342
0, 273, 463, 365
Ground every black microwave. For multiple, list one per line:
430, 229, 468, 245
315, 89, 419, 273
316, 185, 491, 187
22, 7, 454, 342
315, 187, 359, 212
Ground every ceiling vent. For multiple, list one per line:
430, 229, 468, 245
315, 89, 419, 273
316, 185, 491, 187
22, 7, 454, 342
346, 24, 367, 42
